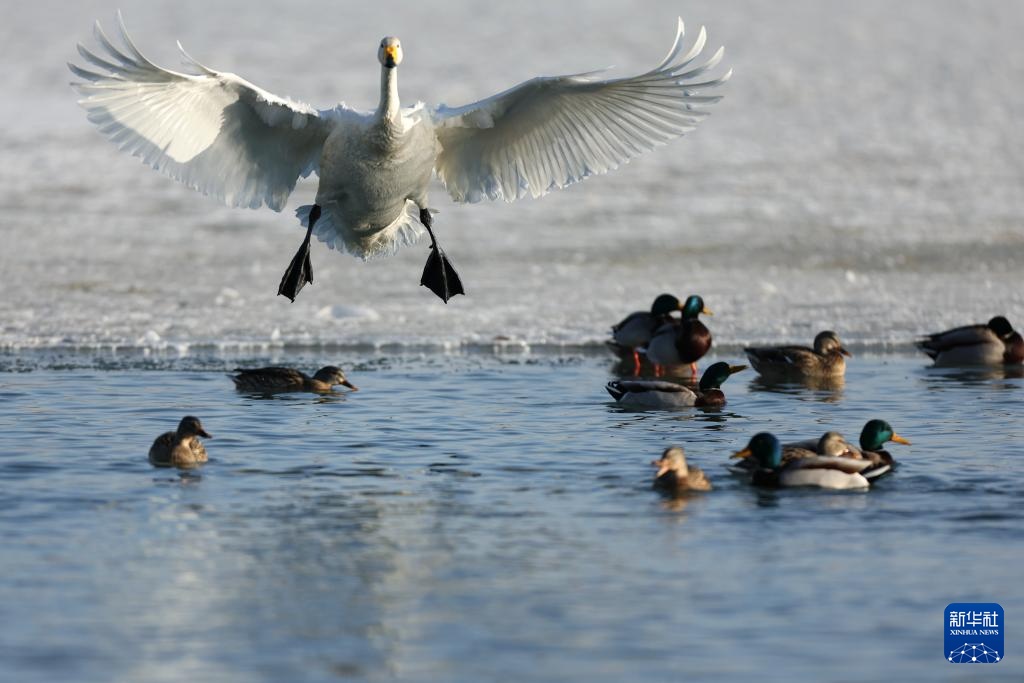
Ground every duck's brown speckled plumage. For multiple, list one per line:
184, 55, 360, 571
745, 330, 851, 378
148, 416, 210, 468
230, 366, 357, 393
652, 447, 712, 494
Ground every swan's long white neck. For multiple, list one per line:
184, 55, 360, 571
376, 65, 401, 135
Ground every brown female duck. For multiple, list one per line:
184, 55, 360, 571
745, 330, 851, 378
148, 416, 211, 468
230, 366, 358, 393
652, 446, 712, 493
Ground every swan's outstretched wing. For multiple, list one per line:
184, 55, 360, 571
69, 13, 348, 211
431, 18, 730, 203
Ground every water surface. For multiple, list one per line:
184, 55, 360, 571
1, 351, 1021, 682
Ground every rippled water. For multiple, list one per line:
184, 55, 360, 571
2, 0, 1024, 680
1, 351, 1022, 682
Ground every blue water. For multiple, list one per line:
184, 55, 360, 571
3, 0, 1024, 679
1, 350, 1021, 682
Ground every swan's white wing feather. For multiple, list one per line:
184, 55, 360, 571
431, 18, 731, 203
69, 13, 351, 211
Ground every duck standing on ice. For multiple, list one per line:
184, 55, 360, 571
70, 14, 730, 302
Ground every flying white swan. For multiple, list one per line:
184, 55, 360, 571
70, 13, 731, 302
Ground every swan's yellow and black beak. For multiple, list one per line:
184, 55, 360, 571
384, 45, 399, 68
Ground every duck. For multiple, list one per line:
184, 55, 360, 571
607, 294, 684, 365
70, 15, 730, 303
606, 361, 745, 409
916, 316, 1024, 366
744, 330, 851, 378
652, 446, 712, 494
731, 432, 871, 490
728, 430, 866, 474
856, 419, 910, 471
781, 420, 910, 479
148, 416, 211, 468
645, 295, 713, 374
230, 366, 358, 393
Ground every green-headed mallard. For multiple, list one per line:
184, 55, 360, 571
230, 366, 358, 393
606, 361, 745, 409
744, 330, 851, 378
763, 420, 910, 480
645, 295, 713, 374
731, 432, 872, 490
917, 316, 1024, 366
652, 446, 712, 493
729, 430, 869, 473
857, 419, 910, 470
607, 294, 684, 363
149, 416, 211, 468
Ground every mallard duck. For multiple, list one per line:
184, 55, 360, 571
230, 366, 357, 393
731, 432, 871, 490
148, 416, 211, 468
916, 316, 1024, 366
607, 294, 684, 364
857, 419, 910, 470
730, 430, 861, 472
606, 361, 745, 409
71, 15, 728, 303
762, 420, 909, 479
744, 330, 851, 378
645, 295, 713, 374
652, 446, 712, 493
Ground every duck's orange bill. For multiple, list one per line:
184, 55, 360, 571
730, 447, 752, 459
891, 433, 911, 445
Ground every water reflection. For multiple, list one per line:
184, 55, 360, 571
919, 364, 1024, 389
236, 390, 354, 405
608, 356, 699, 383
747, 375, 845, 403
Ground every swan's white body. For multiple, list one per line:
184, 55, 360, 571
70, 14, 730, 260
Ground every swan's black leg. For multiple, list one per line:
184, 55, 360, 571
419, 207, 465, 303
278, 205, 320, 302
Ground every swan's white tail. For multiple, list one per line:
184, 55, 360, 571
296, 203, 425, 260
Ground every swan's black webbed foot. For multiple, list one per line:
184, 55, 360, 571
278, 204, 320, 302
418, 207, 465, 303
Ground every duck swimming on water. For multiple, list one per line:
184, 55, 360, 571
606, 360, 745, 410
70, 15, 729, 303
148, 416, 211, 468
731, 433, 873, 490
230, 366, 358, 393
916, 316, 1024, 366
652, 446, 712, 494
745, 330, 851, 378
